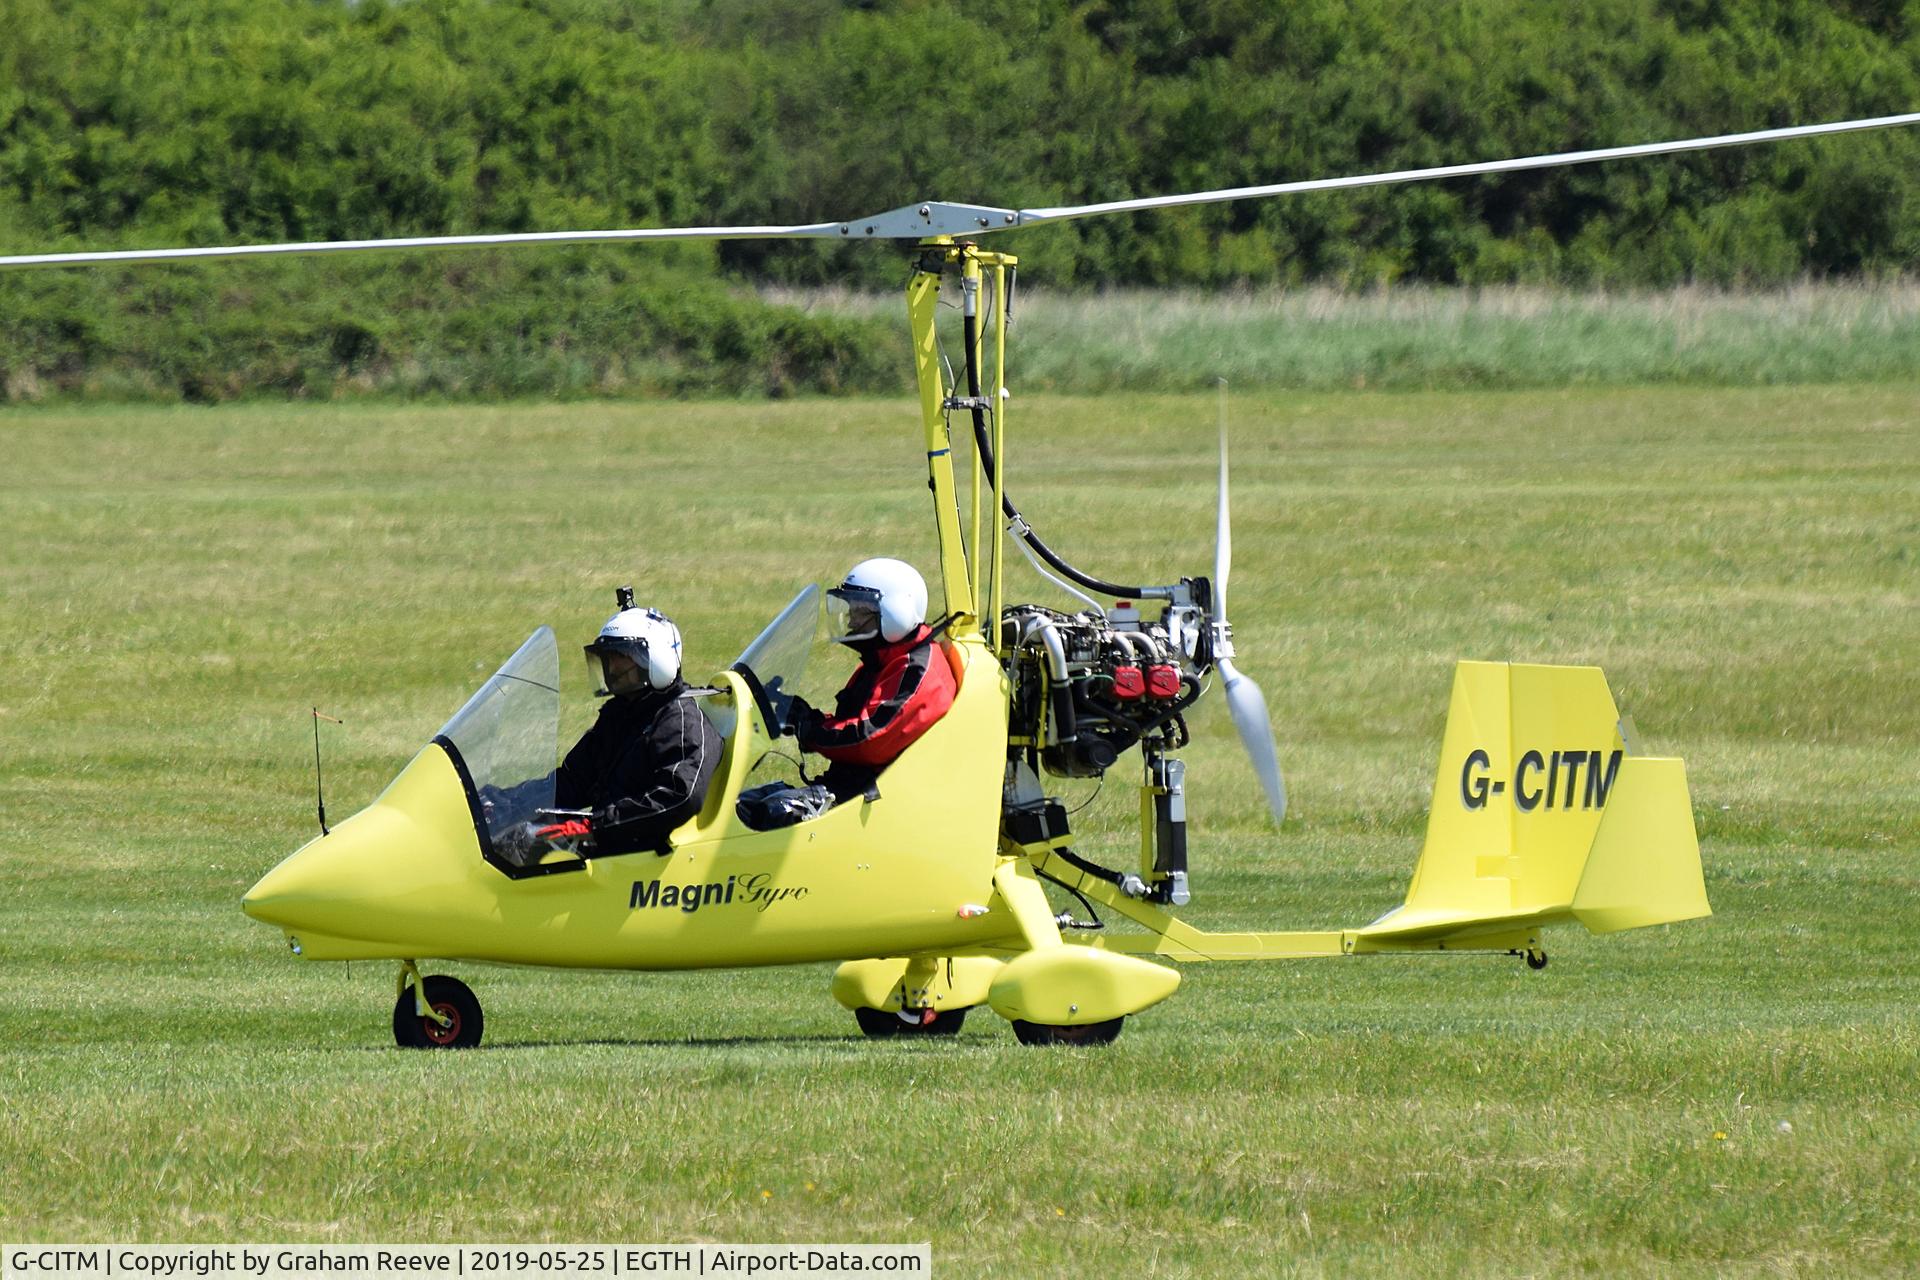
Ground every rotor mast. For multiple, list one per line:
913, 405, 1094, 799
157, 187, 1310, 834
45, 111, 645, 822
908, 239, 1017, 648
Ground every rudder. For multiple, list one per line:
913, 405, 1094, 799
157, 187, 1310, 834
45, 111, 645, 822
1359, 661, 1708, 944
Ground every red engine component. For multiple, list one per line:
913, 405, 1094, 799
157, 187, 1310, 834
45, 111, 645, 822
1146, 664, 1181, 699
1111, 666, 1145, 700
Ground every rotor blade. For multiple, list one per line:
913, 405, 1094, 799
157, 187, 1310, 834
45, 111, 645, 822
1214, 377, 1232, 621
0, 222, 845, 272
1016, 112, 1920, 228
1220, 658, 1287, 824
10, 114, 1914, 269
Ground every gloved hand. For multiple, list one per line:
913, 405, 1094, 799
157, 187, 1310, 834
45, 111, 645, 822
494, 820, 547, 869
784, 695, 822, 741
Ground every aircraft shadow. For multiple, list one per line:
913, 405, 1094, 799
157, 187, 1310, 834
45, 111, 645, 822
479, 1034, 874, 1050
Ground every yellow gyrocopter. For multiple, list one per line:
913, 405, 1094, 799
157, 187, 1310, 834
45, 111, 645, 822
10, 113, 1915, 1046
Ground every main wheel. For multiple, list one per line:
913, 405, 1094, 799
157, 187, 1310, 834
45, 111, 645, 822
854, 1006, 968, 1038
393, 974, 484, 1049
1011, 1017, 1123, 1047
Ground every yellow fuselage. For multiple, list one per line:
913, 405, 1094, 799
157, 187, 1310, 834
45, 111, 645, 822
244, 641, 1021, 968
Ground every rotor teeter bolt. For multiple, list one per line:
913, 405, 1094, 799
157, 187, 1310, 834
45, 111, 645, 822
919, 205, 931, 218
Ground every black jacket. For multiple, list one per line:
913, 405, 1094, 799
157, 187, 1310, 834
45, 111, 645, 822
554, 680, 723, 856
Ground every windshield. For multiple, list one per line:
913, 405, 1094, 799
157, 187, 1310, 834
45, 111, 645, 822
434, 626, 560, 853
730, 585, 820, 728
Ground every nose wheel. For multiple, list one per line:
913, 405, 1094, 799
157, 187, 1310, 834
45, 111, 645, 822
393, 971, 484, 1049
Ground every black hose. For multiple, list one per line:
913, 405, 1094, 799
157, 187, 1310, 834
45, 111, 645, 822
1053, 845, 1127, 887
960, 306, 1153, 601
1049, 679, 1079, 746
1035, 866, 1106, 930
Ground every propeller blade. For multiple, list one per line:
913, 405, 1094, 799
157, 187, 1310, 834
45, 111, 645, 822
1015, 112, 1920, 228
1220, 658, 1287, 824
1214, 377, 1232, 620
1211, 382, 1284, 824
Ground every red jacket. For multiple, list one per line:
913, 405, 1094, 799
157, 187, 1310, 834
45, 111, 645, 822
798, 625, 957, 768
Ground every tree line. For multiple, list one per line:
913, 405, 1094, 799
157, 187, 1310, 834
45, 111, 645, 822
3, 0, 1917, 400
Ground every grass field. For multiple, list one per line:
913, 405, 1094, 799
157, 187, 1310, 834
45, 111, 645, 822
1, 387, 1916, 1275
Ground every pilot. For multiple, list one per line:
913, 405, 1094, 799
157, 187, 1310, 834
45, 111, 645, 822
506, 599, 722, 864
785, 558, 957, 802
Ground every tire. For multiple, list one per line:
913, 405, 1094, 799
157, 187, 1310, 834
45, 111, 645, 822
1011, 1017, 1123, 1047
392, 974, 484, 1049
854, 1006, 968, 1038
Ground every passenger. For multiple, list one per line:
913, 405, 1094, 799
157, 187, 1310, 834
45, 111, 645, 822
501, 596, 721, 865
785, 558, 957, 803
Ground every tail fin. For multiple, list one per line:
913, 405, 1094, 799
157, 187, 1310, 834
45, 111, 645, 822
1358, 661, 1709, 946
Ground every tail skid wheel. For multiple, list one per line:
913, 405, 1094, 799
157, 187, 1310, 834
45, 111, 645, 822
854, 1006, 968, 1038
393, 974, 484, 1049
1525, 949, 1549, 970
1011, 1017, 1124, 1047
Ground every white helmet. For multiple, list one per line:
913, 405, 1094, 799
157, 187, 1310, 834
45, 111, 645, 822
828, 557, 928, 645
584, 595, 683, 696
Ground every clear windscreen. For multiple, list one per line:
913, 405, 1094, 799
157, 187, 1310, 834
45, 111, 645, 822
435, 626, 561, 849
731, 585, 820, 725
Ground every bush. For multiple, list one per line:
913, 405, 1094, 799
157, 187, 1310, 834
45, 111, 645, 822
3, 0, 1917, 400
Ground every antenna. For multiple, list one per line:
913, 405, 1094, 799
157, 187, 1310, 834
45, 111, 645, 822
312, 708, 342, 836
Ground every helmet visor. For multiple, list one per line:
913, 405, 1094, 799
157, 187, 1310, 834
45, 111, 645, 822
584, 638, 651, 697
826, 586, 882, 644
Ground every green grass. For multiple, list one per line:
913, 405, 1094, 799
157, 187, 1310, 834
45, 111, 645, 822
11, 279, 1920, 404
780, 281, 1920, 393
1, 389, 1916, 1275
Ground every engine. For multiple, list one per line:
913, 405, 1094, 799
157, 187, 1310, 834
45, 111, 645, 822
1000, 597, 1211, 779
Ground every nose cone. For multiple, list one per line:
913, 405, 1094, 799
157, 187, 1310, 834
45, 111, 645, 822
242, 742, 483, 947
241, 809, 421, 939
242, 832, 343, 927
